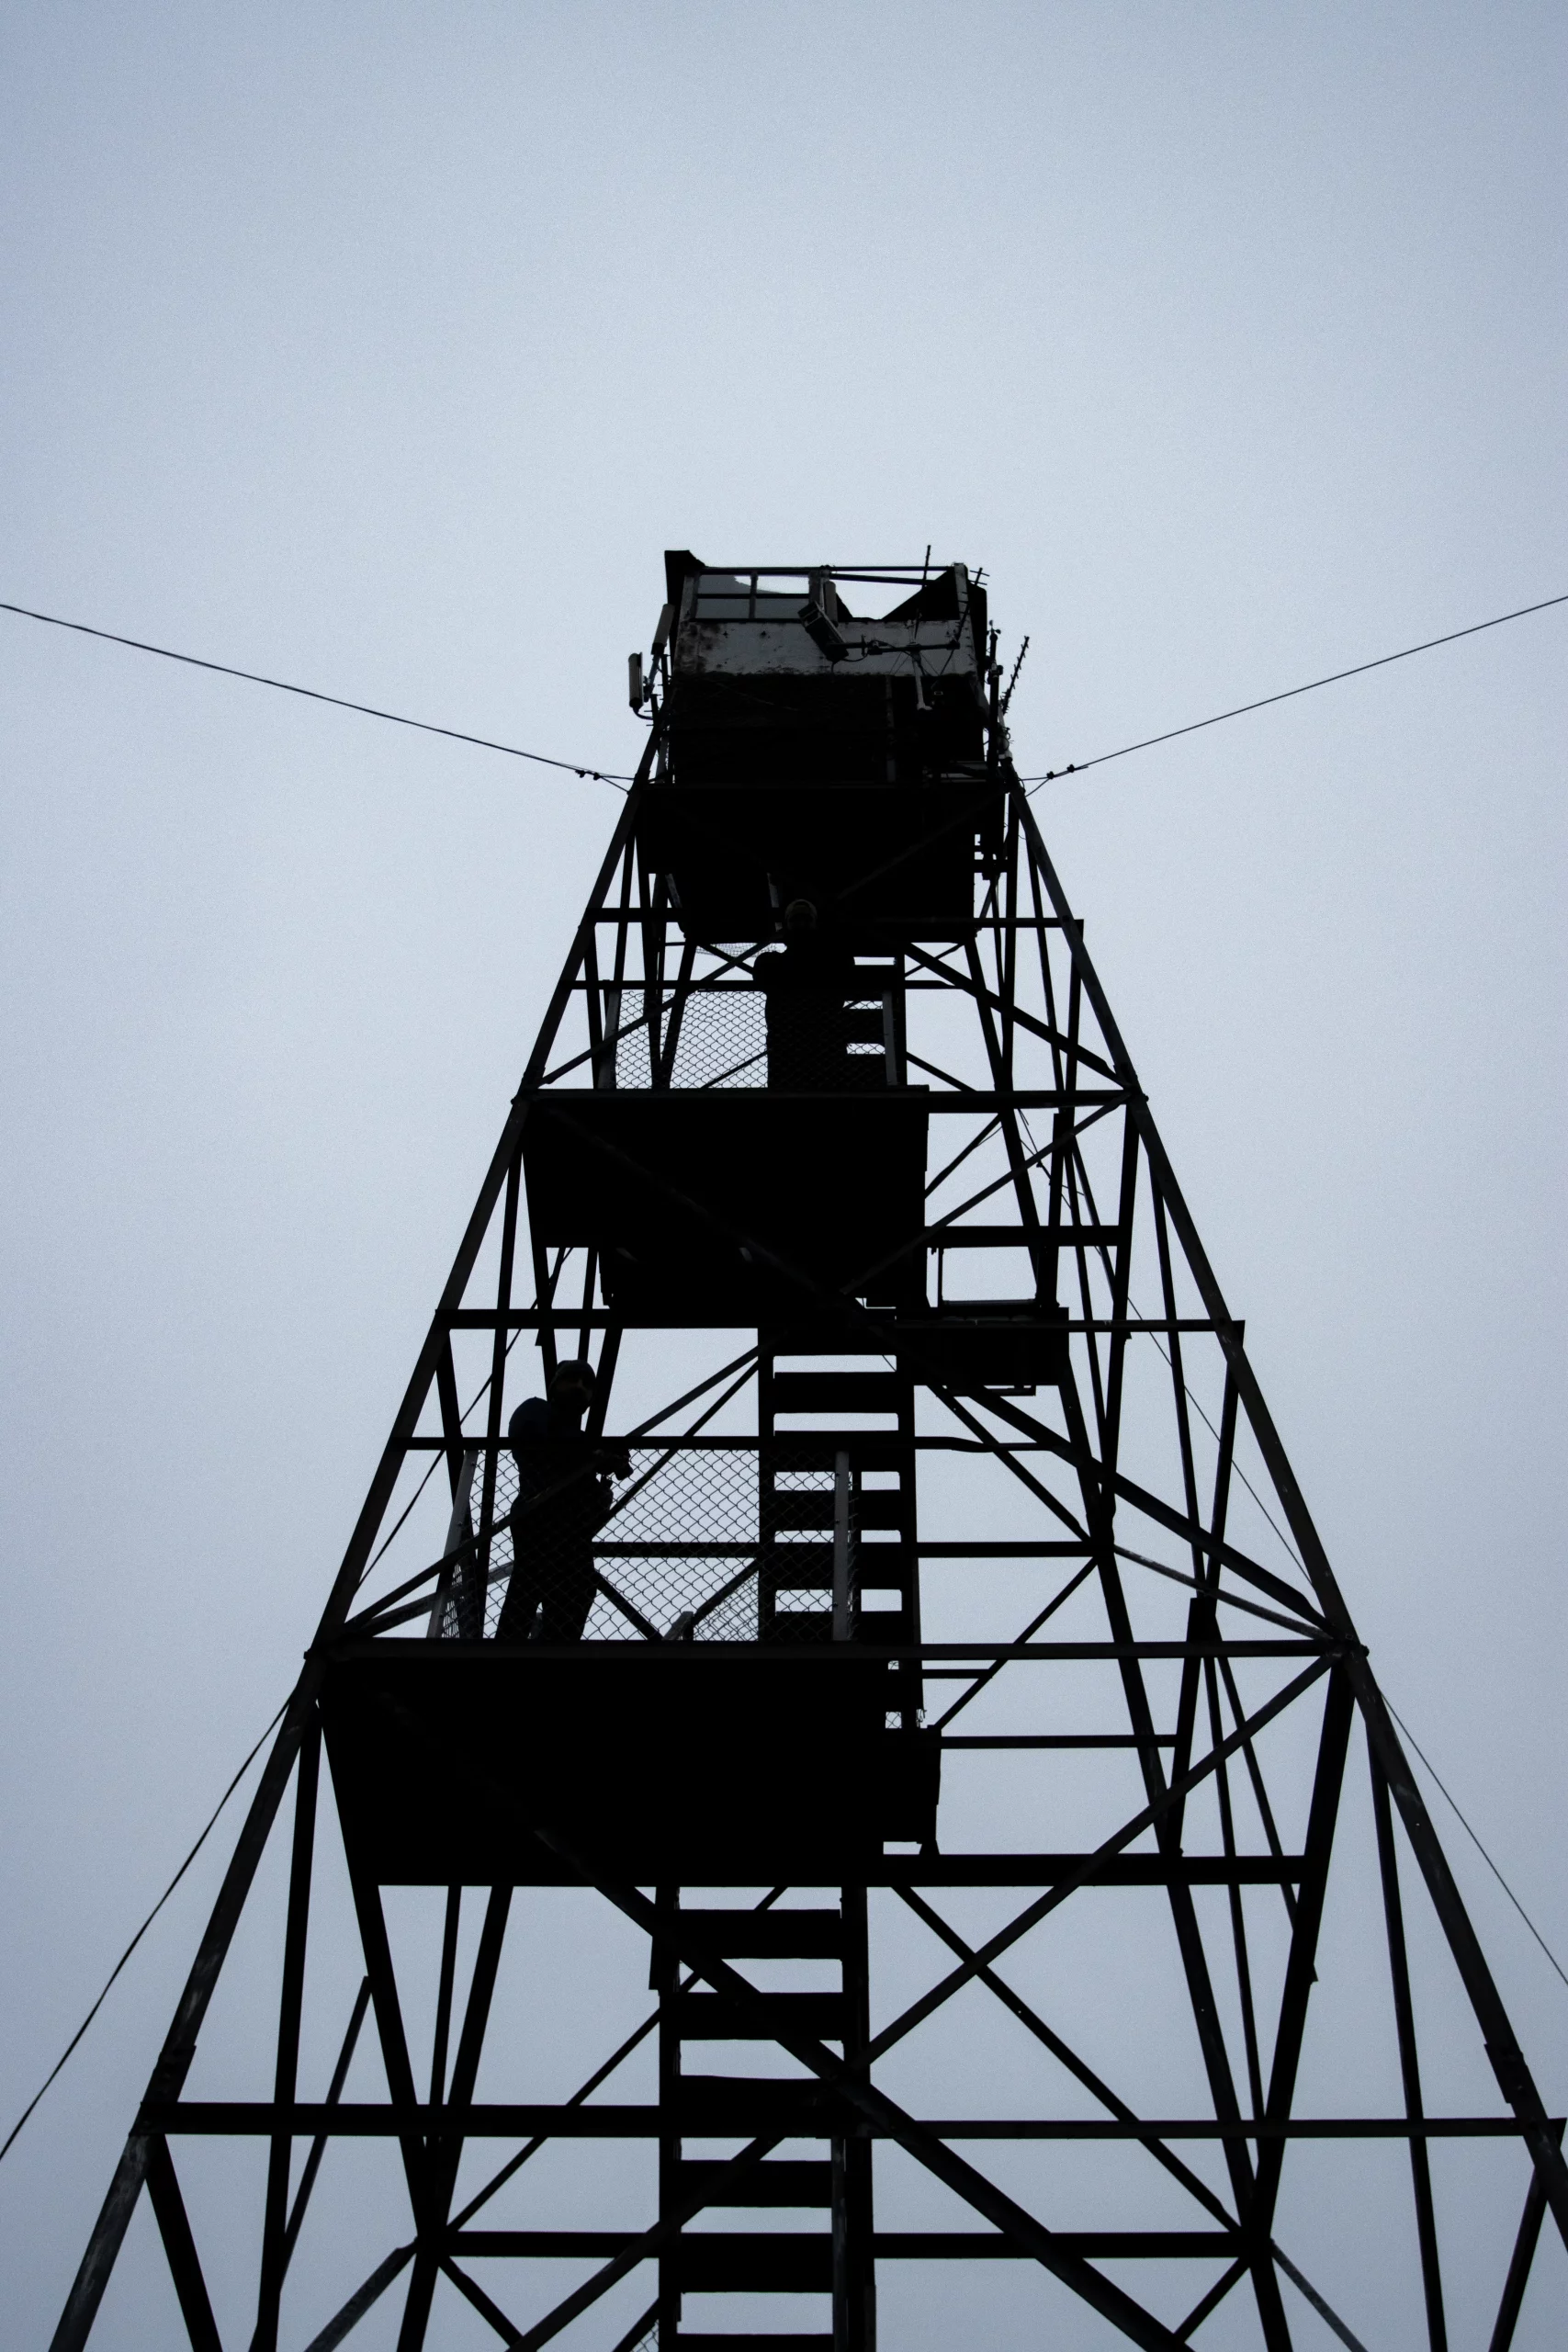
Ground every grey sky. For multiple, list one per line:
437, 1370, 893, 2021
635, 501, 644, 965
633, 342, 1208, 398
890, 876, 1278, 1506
1, 6, 1564, 2344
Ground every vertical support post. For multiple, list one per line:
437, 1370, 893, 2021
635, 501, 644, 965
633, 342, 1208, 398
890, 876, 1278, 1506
1488, 2123, 1563, 2351
1046, 952, 1079, 1241
654, 937, 697, 1089
146, 2139, 223, 2352
280, 1977, 372, 2277
1207, 1648, 1265, 2118
834, 1885, 875, 2352
427, 1447, 478, 1641
596, 835, 635, 1096
587, 1322, 621, 1433
962, 933, 1052, 1305
892, 1351, 920, 1732
1247, 1667, 1356, 2336
998, 789, 1020, 1087
757, 1349, 779, 1644
397, 1886, 513, 2352
345, 1860, 427, 2216
473, 1150, 522, 1600
583, 923, 604, 1077
429, 1887, 462, 2107
639, 864, 670, 1078
532, 1239, 563, 1390
254, 1713, 321, 2349
572, 1246, 600, 1363
654, 1885, 682, 2351
832, 1450, 852, 1641
596, 984, 621, 1089
1153, 1183, 1212, 1852
1370, 1738, 1449, 2352
434, 1342, 466, 1502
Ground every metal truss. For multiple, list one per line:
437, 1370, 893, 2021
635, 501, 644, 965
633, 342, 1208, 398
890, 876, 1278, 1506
50, 709, 1567, 2352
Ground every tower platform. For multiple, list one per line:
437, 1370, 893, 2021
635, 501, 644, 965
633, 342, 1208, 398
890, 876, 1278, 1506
319, 1643, 939, 1885
523, 1087, 930, 1318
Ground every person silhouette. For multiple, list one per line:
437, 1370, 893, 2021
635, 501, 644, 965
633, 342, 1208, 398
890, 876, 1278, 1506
752, 897, 859, 1089
497, 1359, 626, 1643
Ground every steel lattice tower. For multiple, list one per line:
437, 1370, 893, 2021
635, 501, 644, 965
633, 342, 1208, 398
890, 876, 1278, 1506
53, 555, 1565, 2351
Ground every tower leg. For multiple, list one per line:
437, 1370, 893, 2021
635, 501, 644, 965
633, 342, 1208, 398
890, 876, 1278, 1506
834, 1884, 874, 2352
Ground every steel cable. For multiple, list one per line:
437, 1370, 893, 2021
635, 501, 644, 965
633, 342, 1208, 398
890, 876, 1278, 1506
0, 597, 633, 785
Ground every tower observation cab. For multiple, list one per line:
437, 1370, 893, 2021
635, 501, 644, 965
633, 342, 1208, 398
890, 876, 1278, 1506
640, 552, 999, 939
57, 552, 1568, 2352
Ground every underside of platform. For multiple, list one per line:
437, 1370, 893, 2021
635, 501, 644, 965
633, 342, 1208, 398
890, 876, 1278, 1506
637, 777, 999, 942
320, 1645, 941, 1884
523, 1090, 930, 1318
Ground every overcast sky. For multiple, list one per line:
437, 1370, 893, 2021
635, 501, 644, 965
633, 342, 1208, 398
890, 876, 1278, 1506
1, 6, 1564, 2346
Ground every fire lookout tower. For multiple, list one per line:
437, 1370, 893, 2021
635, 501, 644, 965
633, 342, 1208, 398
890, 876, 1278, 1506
53, 557, 1567, 2350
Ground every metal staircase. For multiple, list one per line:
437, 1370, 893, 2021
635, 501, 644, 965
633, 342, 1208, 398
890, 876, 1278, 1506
658, 1894, 872, 2352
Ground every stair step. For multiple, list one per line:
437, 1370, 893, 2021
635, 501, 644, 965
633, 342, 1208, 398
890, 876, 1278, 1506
762, 1609, 911, 1645
765, 1492, 907, 1532
671, 2233, 831, 2293
676, 2076, 834, 2132
674, 2335, 831, 2350
853, 1605, 912, 1635
761, 1436, 908, 1473
678, 2158, 832, 2208
761, 1611, 833, 1644
771, 1373, 903, 1412
762, 1544, 910, 1591
675, 1992, 846, 2041
677, 1908, 843, 1958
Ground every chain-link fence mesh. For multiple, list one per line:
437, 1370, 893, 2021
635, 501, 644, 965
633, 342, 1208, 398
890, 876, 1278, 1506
604, 981, 890, 1091
614, 2311, 659, 2352
611, 984, 768, 1091
432, 1443, 852, 1645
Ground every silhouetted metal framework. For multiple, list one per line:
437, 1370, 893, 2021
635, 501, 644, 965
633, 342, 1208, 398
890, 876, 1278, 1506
53, 557, 1566, 2351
